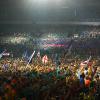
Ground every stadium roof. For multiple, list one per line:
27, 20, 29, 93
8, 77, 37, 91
0, 0, 100, 24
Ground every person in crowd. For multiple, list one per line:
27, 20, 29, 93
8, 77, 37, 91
0, 55, 99, 100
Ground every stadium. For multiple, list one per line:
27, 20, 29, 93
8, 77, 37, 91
0, 0, 100, 100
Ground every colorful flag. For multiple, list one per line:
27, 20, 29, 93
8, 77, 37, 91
42, 55, 48, 64
80, 56, 92, 67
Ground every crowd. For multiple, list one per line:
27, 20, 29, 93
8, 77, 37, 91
0, 55, 100, 100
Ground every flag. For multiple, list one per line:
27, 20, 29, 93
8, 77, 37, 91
80, 56, 92, 67
42, 55, 48, 64
0, 50, 7, 59
37, 51, 41, 58
22, 51, 27, 58
22, 50, 29, 61
83, 56, 91, 64
0, 53, 3, 59
27, 51, 35, 64
2, 53, 10, 56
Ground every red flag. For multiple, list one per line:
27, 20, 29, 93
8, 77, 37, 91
42, 55, 48, 64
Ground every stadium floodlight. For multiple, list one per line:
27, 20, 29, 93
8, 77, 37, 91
24, 0, 64, 8
28, 0, 62, 4
29, 0, 48, 3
